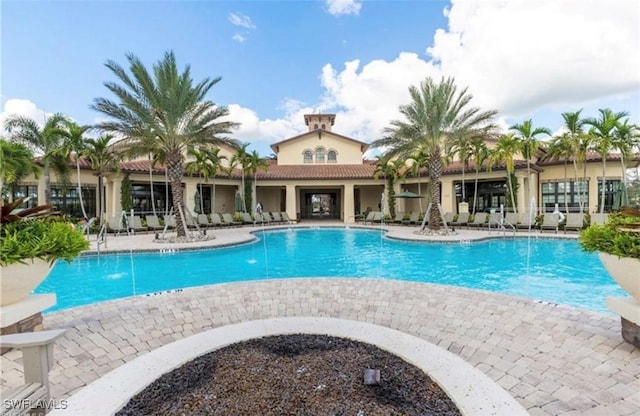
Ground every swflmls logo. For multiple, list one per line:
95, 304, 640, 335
3, 399, 68, 411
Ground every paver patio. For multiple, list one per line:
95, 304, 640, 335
1, 224, 638, 415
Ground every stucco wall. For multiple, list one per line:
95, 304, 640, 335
275, 131, 364, 165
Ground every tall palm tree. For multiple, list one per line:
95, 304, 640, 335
5, 113, 70, 204
0, 139, 40, 206
185, 147, 225, 214
510, 119, 550, 204
61, 120, 91, 218
469, 136, 489, 216
489, 133, 519, 213
371, 77, 497, 231
91, 51, 239, 236
408, 147, 428, 214
448, 133, 473, 203
373, 154, 404, 218
584, 108, 629, 213
246, 150, 269, 212
83, 135, 120, 224
546, 135, 573, 213
230, 143, 252, 212
559, 110, 588, 213
612, 120, 640, 185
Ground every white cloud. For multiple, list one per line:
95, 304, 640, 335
228, 12, 256, 29
426, 0, 640, 118
0, 99, 50, 135
326, 0, 362, 16
232, 33, 246, 43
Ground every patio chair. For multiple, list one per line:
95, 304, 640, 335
401, 212, 419, 226
281, 212, 298, 224
240, 212, 254, 225
450, 212, 469, 228
540, 213, 560, 233
222, 213, 242, 227
467, 212, 487, 228
516, 212, 536, 231
443, 212, 455, 225
486, 212, 501, 229
391, 211, 405, 225
145, 215, 165, 232
197, 214, 212, 228
504, 212, 518, 228
128, 215, 148, 234
209, 213, 227, 227
163, 214, 176, 229
271, 212, 285, 224
368, 211, 383, 224
563, 213, 585, 233
360, 211, 376, 224
107, 216, 125, 235
183, 214, 198, 229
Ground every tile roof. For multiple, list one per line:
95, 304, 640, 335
538, 151, 640, 166
255, 164, 378, 180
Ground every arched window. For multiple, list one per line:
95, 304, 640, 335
327, 150, 337, 163
315, 147, 325, 163
313, 124, 319, 130
303, 150, 313, 163
321, 124, 326, 129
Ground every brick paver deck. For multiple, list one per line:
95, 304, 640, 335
1, 224, 638, 415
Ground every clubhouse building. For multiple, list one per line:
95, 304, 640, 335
6, 114, 639, 223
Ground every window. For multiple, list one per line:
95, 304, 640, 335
315, 147, 325, 163
51, 185, 97, 218
327, 150, 337, 163
303, 150, 313, 163
2, 185, 38, 208
321, 124, 326, 129
131, 183, 173, 216
597, 179, 621, 213
313, 124, 318, 129
541, 181, 589, 213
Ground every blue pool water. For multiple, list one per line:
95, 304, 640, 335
36, 228, 624, 313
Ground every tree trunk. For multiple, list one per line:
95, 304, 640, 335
563, 160, 569, 213
149, 155, 157, 217
573, 160, 582, 213
167, 156, 186, 237
473, 166, 479, 216
600, 157, 606, 214
199, 176, 204, 215
97, 174, 104, 224
43, 161, 51, 204
76, 159, 88, 219
428, 153, 442, 231
507, 173, 517, 213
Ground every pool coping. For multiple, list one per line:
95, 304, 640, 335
49, 317, 528, 416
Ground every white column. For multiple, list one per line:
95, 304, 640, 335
286, 184, 297, 220
109, 179, 122, 218
344, 184, 355, 223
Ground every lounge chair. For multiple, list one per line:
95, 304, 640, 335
163, 214, 176, 229
486, 212, 501, 229
401, 212, 419, 226
107, 216, 125, 235
222, 213, 242, 226
209, 213, 226, 227
467, 212, 487, 228
590, 213, 609, 226
240, 212, 254, 225
368, 211, 383, 224
197, 214, 212, 228
504, 212, 518, 227
183, 214, 198, 229
540, 213, 560, 233
281, 212, 298, 224
128, 215, 148, 234
443, 212, 455, 225
450, 212, 469, 228
145, 215, 165, 232
391, 211, 405, 225
271, 212, 285, 224
516, 212, 536, 231
563, 213, 585, 233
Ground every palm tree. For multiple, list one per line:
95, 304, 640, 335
0, 139, 40, 206
489, 133, 519, 213
612, 120, 640, 185
559, 110, 588, 213
230, 143, 252, 212
408, 147, 428, 214
91, 51, 239, 236
185, 147, 225, 214
546, 135, 573, 213
584, 108, 629, 213
83, 135, 120, 224
448, 134, 473, 203
373, 154, 404, 218
5, 113, 70, 204
469, 136, 489, 216
510, 119, 550, 203
246, 150, 269, 212
371, 77, 497, 231
61, 120, 91, 218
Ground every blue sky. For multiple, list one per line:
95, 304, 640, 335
2, 0, 639, 157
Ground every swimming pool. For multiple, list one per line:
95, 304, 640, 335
36, 228, 624, 313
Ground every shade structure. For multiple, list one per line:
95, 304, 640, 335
612, 183, 629, 211
392, 191, 423, 199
